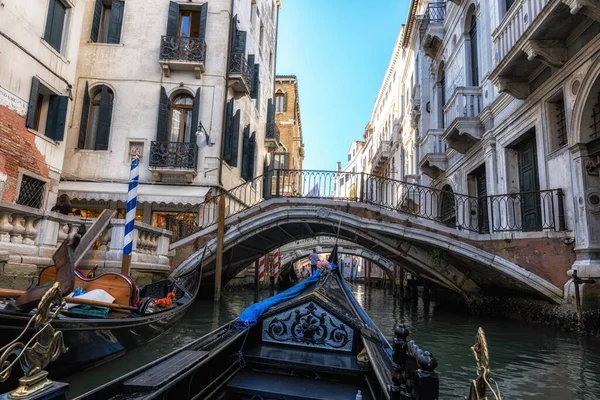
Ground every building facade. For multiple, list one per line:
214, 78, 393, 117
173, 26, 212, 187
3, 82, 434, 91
0, 0, 85, 209
56, 0, 281, 229
338, 0, 600, 288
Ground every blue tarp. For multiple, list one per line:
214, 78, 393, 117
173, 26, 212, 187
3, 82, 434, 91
236, 264, 337, 327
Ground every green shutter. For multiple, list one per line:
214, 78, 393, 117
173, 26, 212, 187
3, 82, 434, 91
107, 0, 124, 44
44, 0, 57, 45
45, 95, 68, 141
267, 98, 274, 123
199, 2, 208, 42
166, 2, 179, 37
232, 29, 246, 54
90, 0, 102, 42
241, 126, 250, 180
249, 132, 256, 179
223, 99, 234, 163
26, 77, 40, 129
95, 86, 113, 150
229, 110, 241, 167
157, 86, 170, 142
283, 92, 288, 112
251, 64, 260, 100
78, 82, 90, 149
190, 88, 201, 144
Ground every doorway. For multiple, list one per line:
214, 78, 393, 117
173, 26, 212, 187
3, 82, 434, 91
516, 134, 541, 231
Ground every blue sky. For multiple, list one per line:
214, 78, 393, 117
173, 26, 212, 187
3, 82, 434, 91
276, 0, 410, 171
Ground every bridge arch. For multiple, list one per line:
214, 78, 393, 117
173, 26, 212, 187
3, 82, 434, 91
173, 198, 562, 302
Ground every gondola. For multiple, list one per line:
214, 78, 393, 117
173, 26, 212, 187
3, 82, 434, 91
0, 215, 205, 390
74, 247, 441, 400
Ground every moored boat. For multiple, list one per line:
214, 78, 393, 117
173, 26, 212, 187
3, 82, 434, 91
74, 248, 441, 400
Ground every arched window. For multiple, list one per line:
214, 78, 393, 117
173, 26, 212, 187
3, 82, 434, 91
275, 91, 286, 113
469, 14, 479, 86
79, 84, 114, 150
440, 184, 456, 227
169, 93, 194, 142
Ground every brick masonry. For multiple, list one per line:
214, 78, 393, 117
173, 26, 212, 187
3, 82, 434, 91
275, 77, 304, 174
0, 105, 50, 203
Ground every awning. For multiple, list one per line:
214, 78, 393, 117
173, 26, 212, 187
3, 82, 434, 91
58, 181, 210, 206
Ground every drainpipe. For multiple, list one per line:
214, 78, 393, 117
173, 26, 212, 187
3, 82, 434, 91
217, 0, 236, 191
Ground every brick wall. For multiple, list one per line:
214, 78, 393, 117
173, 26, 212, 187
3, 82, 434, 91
275, 79, 303, 172
0, 105, 50, 203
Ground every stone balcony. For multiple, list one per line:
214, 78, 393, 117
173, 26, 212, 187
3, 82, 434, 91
442, 87, 483, 154
490, 0, 600, 99
420, 2, 446, 59
159, 36, 207, 79
0, 201, 172, 289
149, 141, 198, 184
371, 140, 392, 175
228, 52, 252, 98
419, 129, 447, 179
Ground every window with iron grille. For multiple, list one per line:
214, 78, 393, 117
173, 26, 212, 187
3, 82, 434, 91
547, 92, 568, 152
591, 90, 600, 142
16, 175, 46, 209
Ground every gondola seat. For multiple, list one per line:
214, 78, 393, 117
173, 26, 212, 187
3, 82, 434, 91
226, 370, 372, 400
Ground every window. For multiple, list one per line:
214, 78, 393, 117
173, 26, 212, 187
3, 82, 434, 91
273, 152, 286, 169
26, 77, 68, 141
178, 10, 201, 37
440, 185, 456, 227
269, 51, 273, 70
91, 0, 124, 44
505, 0, 517, 14
44, 0, 69, 52
348, 154, 351, 161
16, 174, 47, 209
77, 83, 114, 150
439, 63, 446, 129
547, 92, 568, 151
170, 94, 194, 143
275, 91, 285, 112
259, 23, 264, 50
469, 14, 479, 86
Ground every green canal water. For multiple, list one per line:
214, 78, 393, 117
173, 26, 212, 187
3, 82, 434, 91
64, 283, 600, 399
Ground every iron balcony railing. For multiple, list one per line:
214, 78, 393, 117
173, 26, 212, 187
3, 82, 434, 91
169, 169, 566, 242
149, 141, 198, 169
266, 122, 280, 142
420, 2, 446, 40
229, 52, 253, 89
160, 36, 207, 62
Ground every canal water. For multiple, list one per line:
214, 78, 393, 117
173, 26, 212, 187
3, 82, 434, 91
64, 283, 600, 399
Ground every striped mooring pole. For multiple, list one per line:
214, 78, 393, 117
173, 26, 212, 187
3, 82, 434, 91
258, 255, 265, 283
273, 249, 280, 285
121, 156, 139, 275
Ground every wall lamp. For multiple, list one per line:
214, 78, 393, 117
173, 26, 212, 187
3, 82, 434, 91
196, 121, 216, 146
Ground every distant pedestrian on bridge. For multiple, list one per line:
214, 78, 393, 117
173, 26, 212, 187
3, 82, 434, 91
309, 249, 319, 275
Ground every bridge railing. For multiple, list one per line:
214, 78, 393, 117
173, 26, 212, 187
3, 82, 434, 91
169, 169, 566, 243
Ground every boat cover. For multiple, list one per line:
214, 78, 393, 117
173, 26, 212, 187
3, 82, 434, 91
236, 265, 337, 327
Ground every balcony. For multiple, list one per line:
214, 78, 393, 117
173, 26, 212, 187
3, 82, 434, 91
410, 85, 421, 128
159, 36, 207, 79
420, 2, 446, 59
419, 129, 447, 179
149, 141, 198, 183
442, 87, 483, 154
371, 140, 392, 175
265, 123, 281, 150
490, 0, 600, 99
229, 53, 252, 97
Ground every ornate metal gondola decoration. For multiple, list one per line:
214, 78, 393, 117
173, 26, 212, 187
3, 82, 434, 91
0, 282, 68, 398
466, 327, 502, 400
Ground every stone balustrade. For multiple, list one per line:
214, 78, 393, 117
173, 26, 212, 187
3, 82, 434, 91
0, 201, 172, 289
443, 86, 482, 128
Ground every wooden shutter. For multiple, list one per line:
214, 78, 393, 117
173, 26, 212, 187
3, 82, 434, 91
166, 2, 179, 37
199, 2, 208, 43
283, 92, 288, 112
26, 77, 41, 129
45, 0, 65, 51
95, 86, 113, 150
229, 110, 241, 167
107, 0, 124, 44
247, 55, 255, 94
251, 64, 260, 100
90, 0, 103, 42
241, 126, 250, 180
249, 132, 256, 179
223, 99, 234, 163
45, 95, 68, 141
78, 82, 91, 149
190, 88, 201, 144
232, 30, 246, 54
157, 86, 170, 142
267, 98, 274, 123
44, 0, 56, 45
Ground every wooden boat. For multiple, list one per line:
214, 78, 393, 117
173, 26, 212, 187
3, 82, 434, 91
74, 249, 441, 400
0, 213, 205, 391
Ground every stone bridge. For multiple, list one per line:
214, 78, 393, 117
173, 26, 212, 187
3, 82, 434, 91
171, 184, 573, 303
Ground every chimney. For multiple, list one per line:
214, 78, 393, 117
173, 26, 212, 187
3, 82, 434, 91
336, 162, 341, 171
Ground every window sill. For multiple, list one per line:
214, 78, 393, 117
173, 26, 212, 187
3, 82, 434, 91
547, 145, 569, 159
27, 128, 58, 146
86, 42, 124, 47
40, 38, 69, 64
74, 149, 111, 153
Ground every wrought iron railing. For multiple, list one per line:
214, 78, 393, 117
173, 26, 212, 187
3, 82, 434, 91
266, 122, 280, 142
160, 36, 207, 62
170, 169, 566, 243
149, 141, 198, 169
420, 2, 446, 40
229, 52, 252, 89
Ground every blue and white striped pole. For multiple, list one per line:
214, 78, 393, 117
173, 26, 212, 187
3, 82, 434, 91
121, 156, 139, 274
